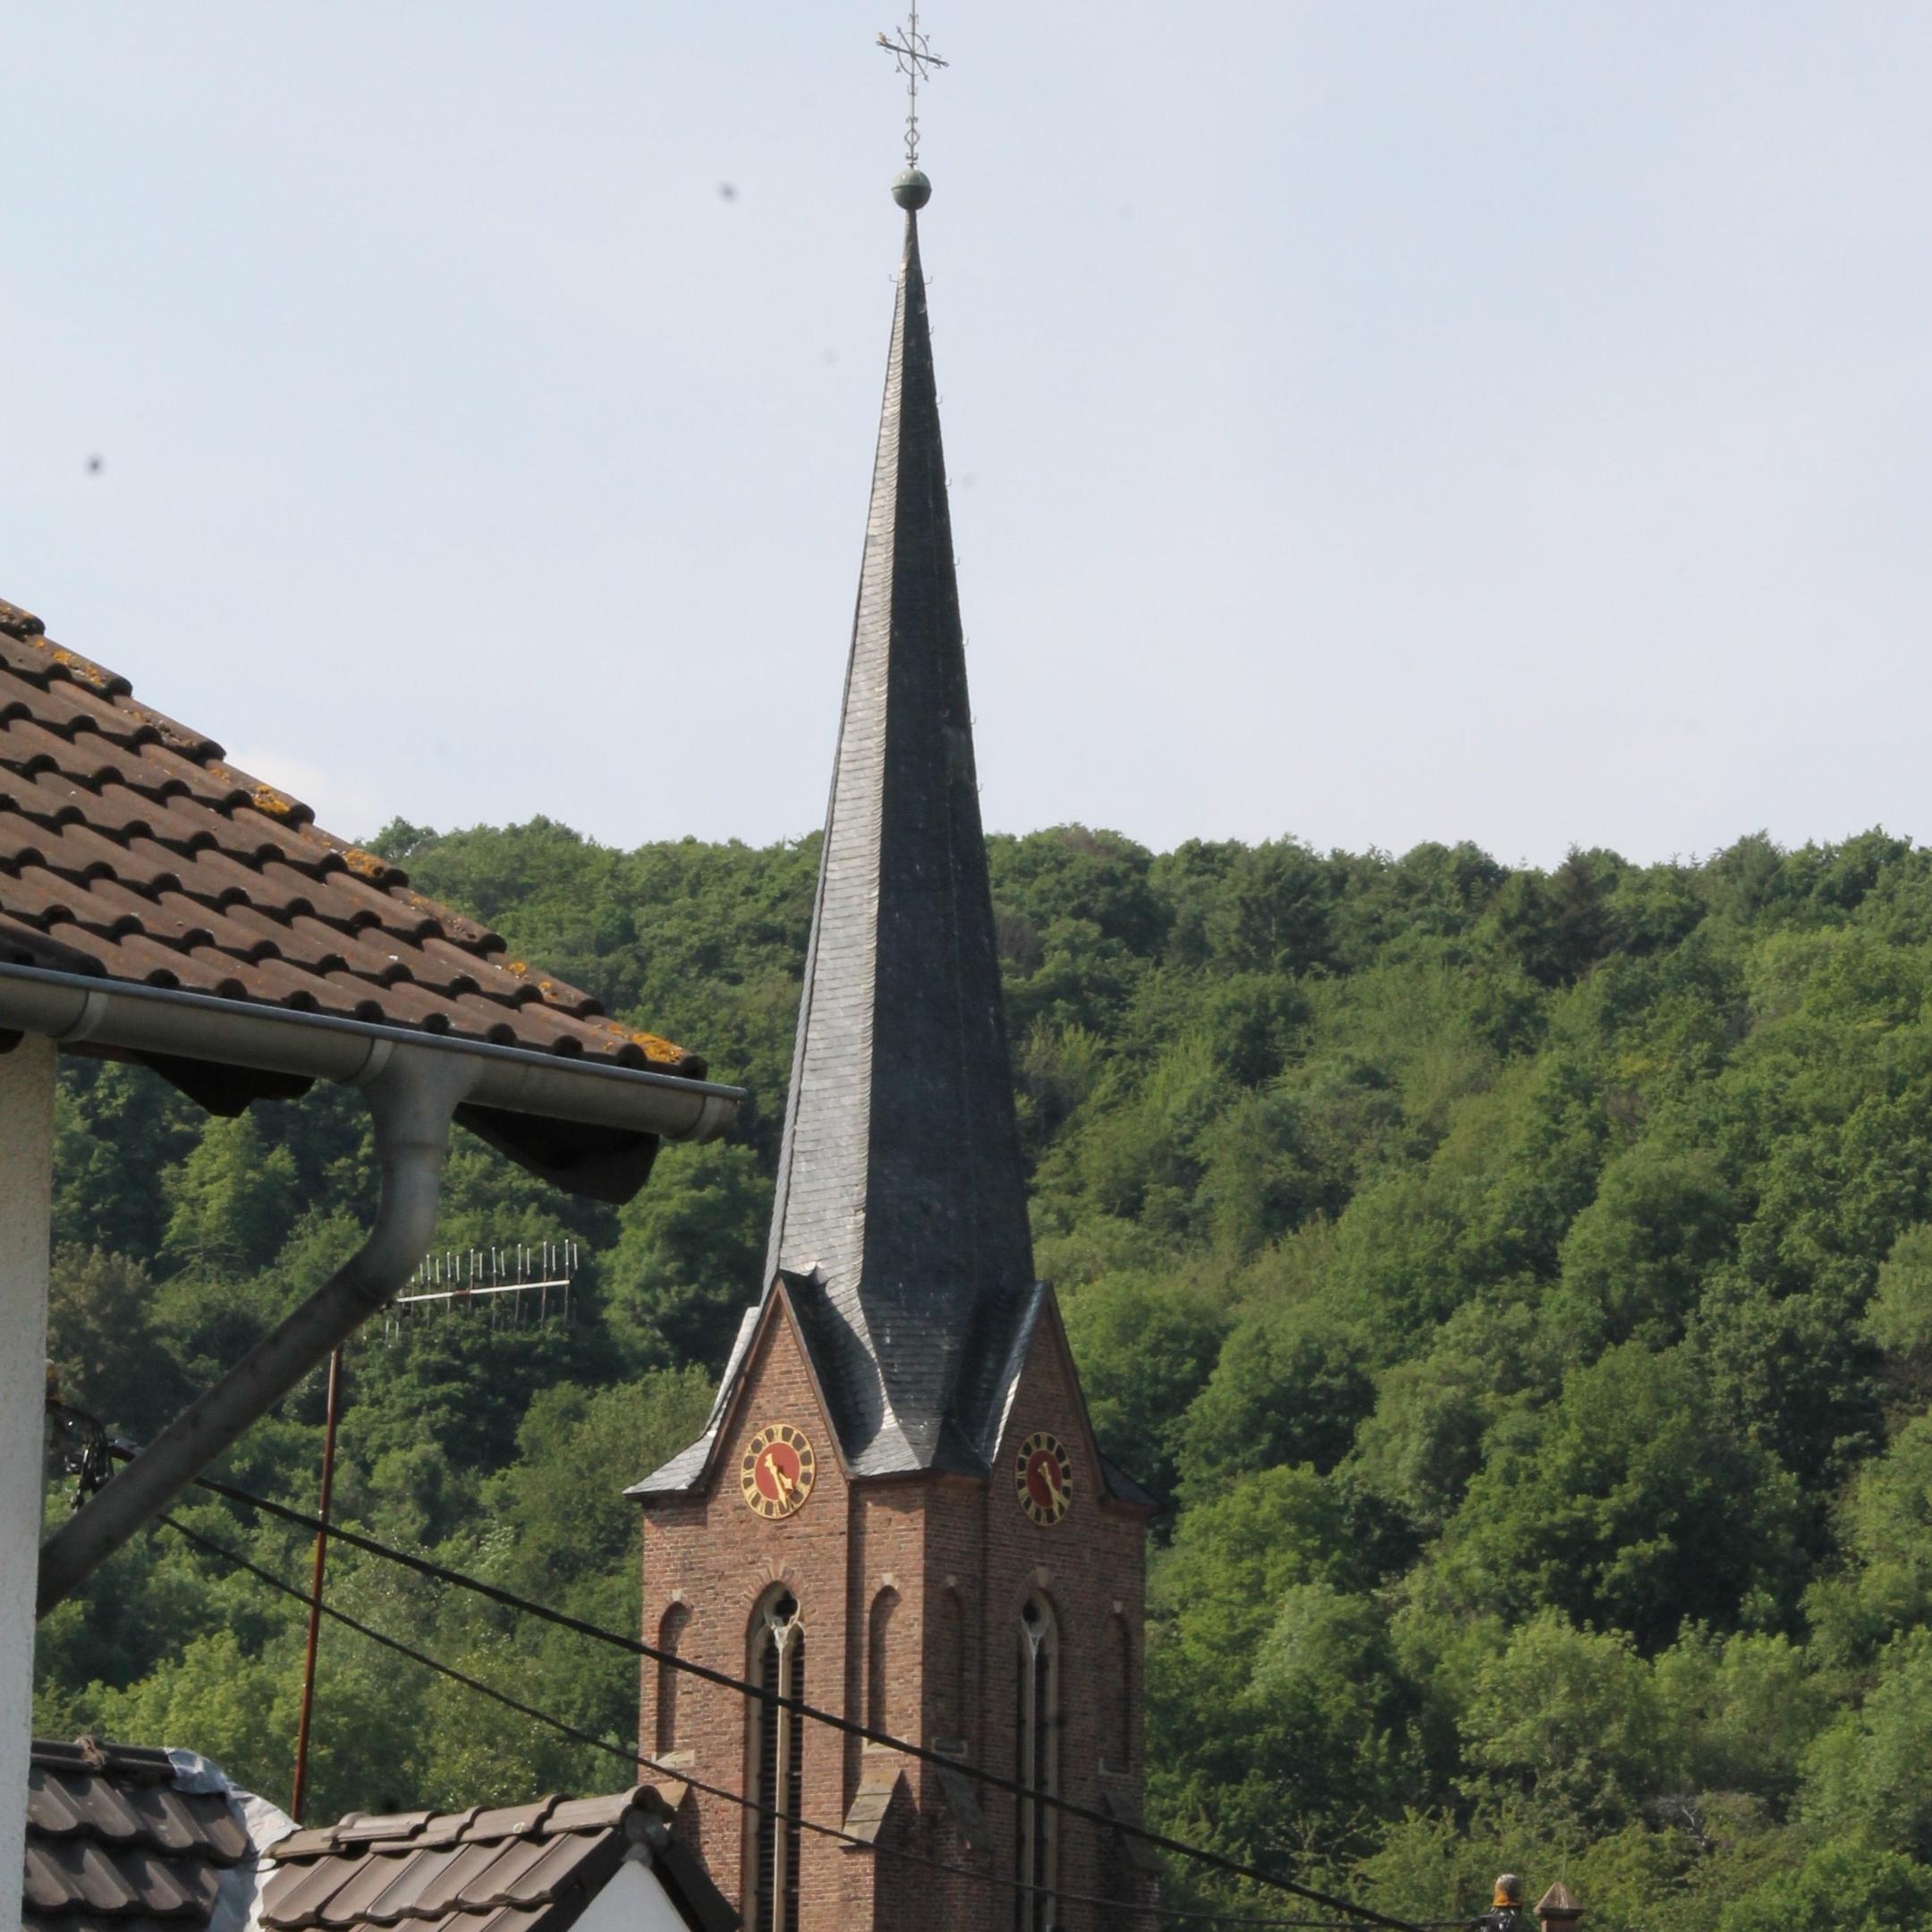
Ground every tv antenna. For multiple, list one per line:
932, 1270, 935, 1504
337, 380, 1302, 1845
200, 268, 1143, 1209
385, 1240, 580, 1339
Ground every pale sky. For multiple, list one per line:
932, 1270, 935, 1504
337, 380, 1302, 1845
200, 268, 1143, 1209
8, 4, 1930, 869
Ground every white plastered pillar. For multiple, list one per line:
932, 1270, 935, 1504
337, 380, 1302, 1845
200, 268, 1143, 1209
0, 1033, 55, 1932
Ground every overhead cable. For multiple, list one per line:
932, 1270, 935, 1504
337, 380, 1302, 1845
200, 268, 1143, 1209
140, 1453, 1425, 1932
158, 1513, 1409, 1932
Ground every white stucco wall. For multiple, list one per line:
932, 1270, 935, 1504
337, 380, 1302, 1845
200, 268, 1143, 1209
572, 1852, 699, 1932
0, 1034, 55, 1932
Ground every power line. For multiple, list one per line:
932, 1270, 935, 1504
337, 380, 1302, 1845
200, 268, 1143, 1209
143, 1455, 1424, 1932
157, 1513, 1413, 1932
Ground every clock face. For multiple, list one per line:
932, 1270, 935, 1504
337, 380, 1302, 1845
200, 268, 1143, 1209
741, 1423, 817, 1520
1014, 1430, 1073, 1526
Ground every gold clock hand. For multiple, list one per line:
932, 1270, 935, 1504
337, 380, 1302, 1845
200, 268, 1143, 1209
762, 1449, 795, 1500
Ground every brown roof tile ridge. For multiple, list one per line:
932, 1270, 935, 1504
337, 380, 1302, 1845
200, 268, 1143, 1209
534, 1792, 645, 1837
450, 954, 591, 1015
33, 1735, 178, 1781
0, 612, 134, 701
257, 1798, 492, 1868
14, 674, 166, 755
0, 614, 716, 1085
1, 597, 47, 638
0, 630, 215, 765
589, 1016, 707, 1078
262, 1823, 348, 1865
405, 1805, 486, 1852
333, 1810, 436, 1846
113, 695, 224, 763
459, 1796, 564, 1844
395, 894, 502, 958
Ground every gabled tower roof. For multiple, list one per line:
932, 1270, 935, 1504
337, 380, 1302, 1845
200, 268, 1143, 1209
633, 190, 1041, 1494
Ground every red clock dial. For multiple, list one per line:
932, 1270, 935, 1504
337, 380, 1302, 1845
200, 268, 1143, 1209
741, 1423, 816, 1519
1014, 1430, 1072, 1526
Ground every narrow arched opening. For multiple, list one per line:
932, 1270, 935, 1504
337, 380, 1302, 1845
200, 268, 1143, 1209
655, 1602, 691, 1758
867, 1587, 900, 1739
1110, 1612, 1133, 1769
1013, 1595, 1059, 1932
747, 1587, 805, 1932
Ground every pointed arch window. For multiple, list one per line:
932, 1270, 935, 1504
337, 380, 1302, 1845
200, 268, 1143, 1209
1109, 1613, 1133, 1770
936, 1583, 967, 1749
749, 1589, 805, 1932
867, 1587, 900, 1739
656, 1603, 691, 1758
1013, 1597, 1059, 1932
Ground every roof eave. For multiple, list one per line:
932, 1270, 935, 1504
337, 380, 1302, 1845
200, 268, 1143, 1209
0, 960, 742, 1143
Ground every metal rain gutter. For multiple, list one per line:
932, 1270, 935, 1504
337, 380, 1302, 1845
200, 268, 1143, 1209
12, 960, 745, 1612
0, 960, 742, 1141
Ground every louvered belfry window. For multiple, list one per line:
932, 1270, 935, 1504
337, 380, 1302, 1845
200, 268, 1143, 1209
1013, 1597, 1059, 1932
749, 1589, 805, 1932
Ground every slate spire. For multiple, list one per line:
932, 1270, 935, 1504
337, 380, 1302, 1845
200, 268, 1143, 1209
762, 195, 1038, 1475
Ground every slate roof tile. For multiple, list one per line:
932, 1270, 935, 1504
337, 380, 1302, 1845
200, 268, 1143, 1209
0, 600, 702, 1075
646, 208, 1035, 1491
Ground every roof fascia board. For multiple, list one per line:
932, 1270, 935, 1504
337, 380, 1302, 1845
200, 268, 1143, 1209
0, 961, 741, 1142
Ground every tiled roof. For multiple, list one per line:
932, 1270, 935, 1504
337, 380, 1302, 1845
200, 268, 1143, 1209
23, 1737, 250, 1932
0, 598, 702, 1079
260, 1787, 730, 1932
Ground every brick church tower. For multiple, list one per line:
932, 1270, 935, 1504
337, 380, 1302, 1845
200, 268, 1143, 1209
628, 167, 1156, 1932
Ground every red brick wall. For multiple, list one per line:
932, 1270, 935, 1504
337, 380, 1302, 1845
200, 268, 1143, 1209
640, 1291, 1149, 1932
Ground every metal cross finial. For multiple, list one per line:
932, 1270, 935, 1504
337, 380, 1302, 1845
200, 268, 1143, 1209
876, 5, 947, 167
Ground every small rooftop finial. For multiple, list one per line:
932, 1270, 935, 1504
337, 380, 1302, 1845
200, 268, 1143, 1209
877, 4, 945, 205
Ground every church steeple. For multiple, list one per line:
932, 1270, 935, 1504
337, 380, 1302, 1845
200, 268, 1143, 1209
631, 156, 1156, 1932
762, 185, 1038, 1475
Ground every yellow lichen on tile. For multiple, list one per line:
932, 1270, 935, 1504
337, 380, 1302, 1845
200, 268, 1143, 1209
624, 1028, 689, 1064
50, 648, 116, 691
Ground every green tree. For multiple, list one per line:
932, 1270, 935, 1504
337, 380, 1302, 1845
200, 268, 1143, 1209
1862, 1221, 1932, 1404
1457, 1613, 1664, 1825
1059, 1272, 1226, 1509
1437, 1343, 1806, 1647
1718, 1841, 1932, 1932
160, 1114, 300, 1278
45, 1246, 187, 1439
1548, 1145, 1737, 1350
600, 1143, 770, 1371
1179, 1309, 1375, 1497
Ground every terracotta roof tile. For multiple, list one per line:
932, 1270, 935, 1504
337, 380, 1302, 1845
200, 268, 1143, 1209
258, 1784, 721, 1932
0, 911, 104, 973
313, 1852, 436, 1928
525, 1799, 632, 1838
456, 1801, 560, 1847
0, 608, 705, 1075
334, 1815, 435, 1849
465, 1835, 606, 1910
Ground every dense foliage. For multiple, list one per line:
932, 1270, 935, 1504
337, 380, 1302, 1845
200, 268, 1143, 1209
35, 818, 1932, 1932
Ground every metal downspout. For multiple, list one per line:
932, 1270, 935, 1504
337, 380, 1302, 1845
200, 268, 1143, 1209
35, 1045, 485, 1616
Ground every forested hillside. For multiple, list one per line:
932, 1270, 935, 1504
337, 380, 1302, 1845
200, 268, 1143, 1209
35, 819, 1932, 1932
